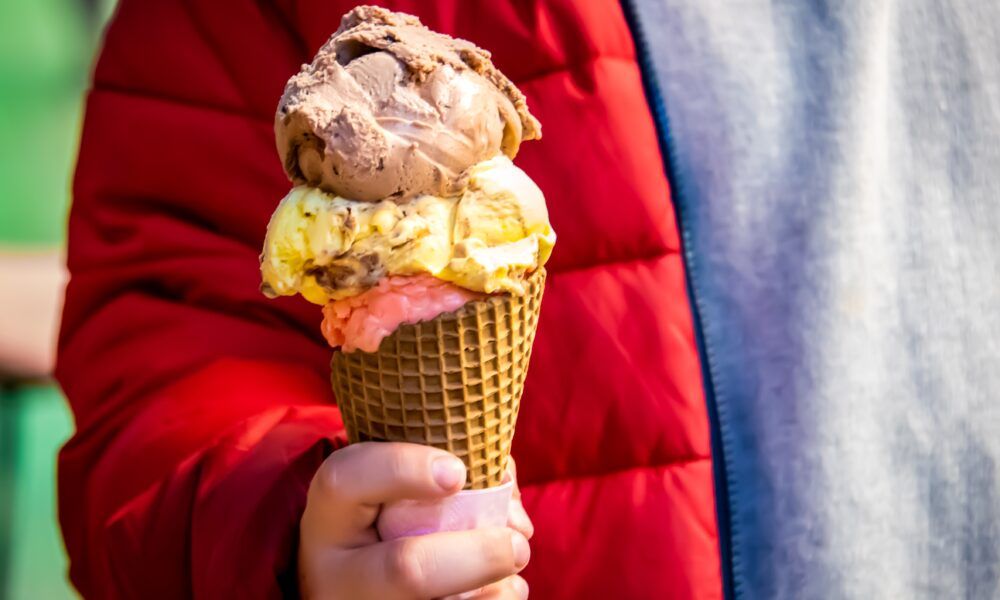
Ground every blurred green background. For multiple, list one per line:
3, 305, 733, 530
1, 0, 117, 598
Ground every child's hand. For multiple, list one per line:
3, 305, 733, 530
298, 442, 532, 599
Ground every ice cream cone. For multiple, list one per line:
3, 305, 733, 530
331, 269, 545, 489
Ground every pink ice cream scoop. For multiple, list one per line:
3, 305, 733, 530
321, 274, 484, 352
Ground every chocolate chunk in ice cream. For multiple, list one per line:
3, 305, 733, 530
275, 5, 541, 202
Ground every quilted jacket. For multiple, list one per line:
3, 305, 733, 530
56, 0, 723, 598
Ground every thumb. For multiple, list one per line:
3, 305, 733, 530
302, 442, 466, 548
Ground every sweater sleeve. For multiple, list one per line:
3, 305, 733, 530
55, 0, 356, 596
59, 360, 347, 598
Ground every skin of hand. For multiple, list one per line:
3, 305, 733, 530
298, 442, 534, 599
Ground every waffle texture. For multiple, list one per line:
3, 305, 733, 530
331, 269, 546, 488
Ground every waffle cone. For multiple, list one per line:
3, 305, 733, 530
331, 269, 545, 489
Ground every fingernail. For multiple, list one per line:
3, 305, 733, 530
511, 531, 531, 569
511, 576, 529, 599
432, 456, 465, 490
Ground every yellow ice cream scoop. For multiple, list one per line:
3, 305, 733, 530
260, 156, 555, 304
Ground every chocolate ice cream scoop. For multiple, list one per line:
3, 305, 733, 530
276, 5, 541, 202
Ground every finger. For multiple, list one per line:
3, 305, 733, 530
507, 457, 520, 495
508, 576, 530, 599
504, 458, 533, 539
458, 575, 529, 599
303, 442, 466, 547
344, 527, 530, 599
507, 498, 534, 540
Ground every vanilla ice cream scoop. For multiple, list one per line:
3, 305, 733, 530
261, 156, 555, 304
275, 5, 541, 202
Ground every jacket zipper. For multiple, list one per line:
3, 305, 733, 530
618, 1, 738, 598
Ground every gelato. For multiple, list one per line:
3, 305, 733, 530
320, 274, 482, 353
275, 5, 540, 202
262, 5, 553, 353
261, 156, 555, 304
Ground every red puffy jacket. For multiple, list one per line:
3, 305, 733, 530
57, 0, 721, 597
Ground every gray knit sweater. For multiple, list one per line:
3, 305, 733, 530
629, 1, 1000, 597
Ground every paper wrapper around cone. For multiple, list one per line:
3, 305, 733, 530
331, 269, 546, 489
